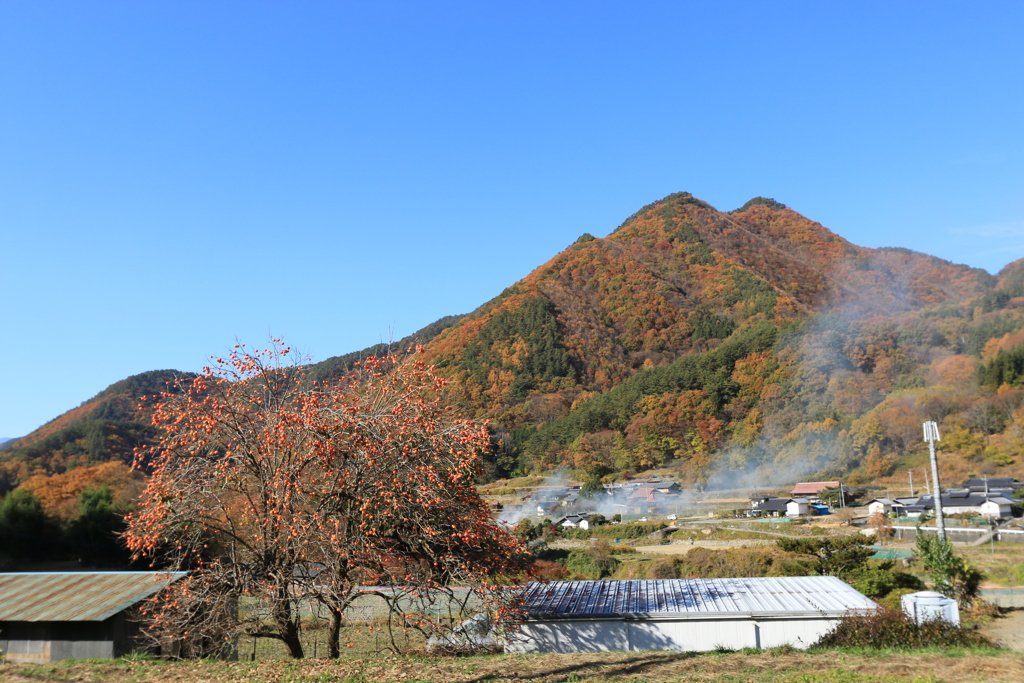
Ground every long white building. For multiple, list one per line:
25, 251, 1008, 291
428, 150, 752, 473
508, 577, 876, 653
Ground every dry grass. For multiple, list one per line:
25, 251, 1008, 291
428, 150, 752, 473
4, 650, 1024, 683
960, 541, 1024, 587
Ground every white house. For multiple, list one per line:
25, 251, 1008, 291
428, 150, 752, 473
980, 497, 1014, 519
786, 498, 810, 517
867, 498, 895, 517
558, 514, 591, 530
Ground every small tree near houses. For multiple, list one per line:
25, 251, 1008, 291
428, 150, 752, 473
125, 341, 527, 658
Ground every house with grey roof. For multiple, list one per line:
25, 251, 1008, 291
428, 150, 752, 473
911, 491, 1015, 518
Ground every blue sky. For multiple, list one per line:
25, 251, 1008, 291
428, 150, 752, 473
2, 1, 1023, 437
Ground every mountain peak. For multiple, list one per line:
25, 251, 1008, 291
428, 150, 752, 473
732, 196, 788, 213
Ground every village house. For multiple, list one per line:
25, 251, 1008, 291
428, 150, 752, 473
556, 513, 593, 530
790, 481, 845, 500
961, 477, 1023, 493
786, 498, 811, 517
749, 496, 790, 517
867, 498, 896, 517
908, 491, 1015, 519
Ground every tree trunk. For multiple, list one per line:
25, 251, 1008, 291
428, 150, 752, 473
277, 616, 304, 659
272, 590, 304, 659
328, 607, 343, 658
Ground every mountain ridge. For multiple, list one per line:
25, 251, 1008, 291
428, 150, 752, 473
5, 192, 1024, 493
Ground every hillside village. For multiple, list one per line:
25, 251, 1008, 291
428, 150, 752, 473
486, 475, 1024, 531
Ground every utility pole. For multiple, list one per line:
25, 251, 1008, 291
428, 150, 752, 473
908, 469, 915, 497
924, 421, 946, 542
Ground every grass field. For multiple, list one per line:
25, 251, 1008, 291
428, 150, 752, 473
5, 649, 1024, 683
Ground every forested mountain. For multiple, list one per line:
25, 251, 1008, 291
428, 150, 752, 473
418, 192, 1022, 487
0, 370, 192, 492
6, 192, 1024, 499
0, 317, 467, 494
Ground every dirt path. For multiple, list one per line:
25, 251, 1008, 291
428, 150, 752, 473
981, 609, 1024, 651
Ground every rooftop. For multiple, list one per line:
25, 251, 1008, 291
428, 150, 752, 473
0, 571, 186, 622
521, 577, 876, 620
790, 481, 843, 495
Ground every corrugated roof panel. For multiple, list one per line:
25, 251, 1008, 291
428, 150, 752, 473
522, 577, 875, 619
0, 572, 187, 622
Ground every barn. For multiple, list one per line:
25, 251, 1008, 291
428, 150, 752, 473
508, 577, 875, 653
0, 571, 186, 663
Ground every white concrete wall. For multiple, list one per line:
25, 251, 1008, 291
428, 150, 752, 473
507, 617, 840, 653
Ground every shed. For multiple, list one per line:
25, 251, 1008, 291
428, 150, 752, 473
786, 498, 810, 517
0, 571, 186, 663
508, 577, 876, 653
867, 498, 895, 517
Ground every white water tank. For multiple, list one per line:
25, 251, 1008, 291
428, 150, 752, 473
901, 591, 959, 626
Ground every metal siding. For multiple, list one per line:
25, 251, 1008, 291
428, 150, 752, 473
0, 572, 187, 622
521, 577, 874, 619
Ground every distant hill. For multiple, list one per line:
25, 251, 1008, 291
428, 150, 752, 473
0, 370, 197, 493
0, 317, 467, 494
6, 191, 1024, 493
0, 438, 16, 445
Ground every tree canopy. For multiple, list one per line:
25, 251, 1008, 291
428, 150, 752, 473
125, 341, 526, 658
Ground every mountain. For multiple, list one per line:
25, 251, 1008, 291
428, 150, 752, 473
5, 192, 1024, 493
413, 192, 1012, 485
0, 370, 194, 492
0, 317, 467, 493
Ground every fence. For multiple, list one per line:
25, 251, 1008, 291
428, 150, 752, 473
891, 526, 1024, 544
238, 587, 490, 660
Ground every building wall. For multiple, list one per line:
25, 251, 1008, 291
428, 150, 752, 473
507, 616, 840, 653
0, 614, 135, 663
867, 502, 889, 517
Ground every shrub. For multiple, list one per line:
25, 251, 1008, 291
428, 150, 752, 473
529, 559, 570, 581
676, 546, 790, 578
648, 557, 681, 579
775, 536, 873, 577
852, 566, 924, 599
878, 588, 921, 612
814, 607, 995, 650
565, 542, 620, 579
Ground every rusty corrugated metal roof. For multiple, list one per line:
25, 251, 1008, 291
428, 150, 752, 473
521, 577, 876, 620
0, 572, 187, 622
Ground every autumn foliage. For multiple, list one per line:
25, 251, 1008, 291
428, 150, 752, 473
124, 341, 526, 658
10, 191, 1024, 528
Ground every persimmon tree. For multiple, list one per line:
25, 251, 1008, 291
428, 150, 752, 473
125, 340, 526, 658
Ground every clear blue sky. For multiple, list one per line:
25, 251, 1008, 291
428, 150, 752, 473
2, 1, 1022, 438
